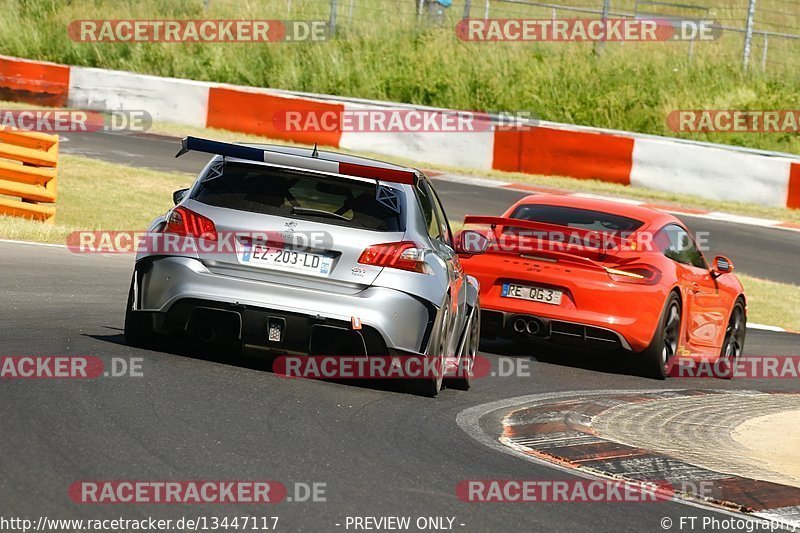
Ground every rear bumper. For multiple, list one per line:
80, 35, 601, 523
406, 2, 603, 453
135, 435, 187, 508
481, 309, 636, 352
132, 256, 435, 354
463, 258, 666, 353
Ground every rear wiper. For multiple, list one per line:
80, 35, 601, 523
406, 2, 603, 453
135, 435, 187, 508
291, 207, 349, 221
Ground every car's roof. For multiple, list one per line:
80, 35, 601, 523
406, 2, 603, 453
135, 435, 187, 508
240, 143, 420, 174
505, 194, 680, 229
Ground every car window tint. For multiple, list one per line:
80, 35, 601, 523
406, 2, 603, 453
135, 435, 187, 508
422, 179, 452, 246
415, 181, 443, 241
509, 204, 644, 233
655, 224, 707, 269
193, 162, 404, 232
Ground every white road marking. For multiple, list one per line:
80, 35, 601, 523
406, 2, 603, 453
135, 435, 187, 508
0, 238, 67, 249
748, 323, 788, 333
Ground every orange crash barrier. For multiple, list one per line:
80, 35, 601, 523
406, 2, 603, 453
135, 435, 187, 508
0, 128, 59, 223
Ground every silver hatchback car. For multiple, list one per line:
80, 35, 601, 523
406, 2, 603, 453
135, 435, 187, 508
124, 137, 487, 396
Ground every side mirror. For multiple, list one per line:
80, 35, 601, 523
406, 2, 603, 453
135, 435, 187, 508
455, 230, 490, 255
711, 255, 734, 278
172, 188, 189, 205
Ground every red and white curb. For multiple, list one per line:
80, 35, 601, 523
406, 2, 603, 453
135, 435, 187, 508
457, 390, 800, 530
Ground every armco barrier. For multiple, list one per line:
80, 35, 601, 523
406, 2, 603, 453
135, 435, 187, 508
630, 136, 795, 208
2, 53, 800, 210
494, 126, 634, 185
790, 164, 800, 210
338, 101, 495, 170
0, 55, 70, 106
68, 65, 209, 128
0, 129, 59, 223
207, 86, 344, 147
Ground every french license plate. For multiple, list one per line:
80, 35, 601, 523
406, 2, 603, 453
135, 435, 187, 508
502, 283, 562, 305
239, 243, 332, 275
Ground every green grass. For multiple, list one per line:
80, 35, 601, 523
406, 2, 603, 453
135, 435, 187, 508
738, 275, 800, 332
1, 152, 798, 331
2, 0, 800, 155
0, 154, 192, 243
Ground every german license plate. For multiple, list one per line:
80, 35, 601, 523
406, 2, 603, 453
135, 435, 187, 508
502, 283, 562, 305
239, 243, 332, 275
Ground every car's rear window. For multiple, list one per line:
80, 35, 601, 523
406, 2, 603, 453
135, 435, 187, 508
509, 204, 644, 233
193, 162, 405, 232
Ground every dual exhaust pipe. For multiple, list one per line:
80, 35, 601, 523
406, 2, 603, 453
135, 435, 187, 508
512, 317, 545, 337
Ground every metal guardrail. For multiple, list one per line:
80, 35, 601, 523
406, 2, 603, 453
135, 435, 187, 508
0, 129, 59, 223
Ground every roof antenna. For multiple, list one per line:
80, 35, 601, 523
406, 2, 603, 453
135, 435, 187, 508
311, 143, 319, 158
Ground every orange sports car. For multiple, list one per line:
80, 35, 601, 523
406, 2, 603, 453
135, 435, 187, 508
456, 194, 746, 378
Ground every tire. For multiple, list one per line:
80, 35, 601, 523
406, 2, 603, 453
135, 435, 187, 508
447, 306, 480, 391
718, 300, 746, 379
638, 292, 682, 379
410, 303, 449, 397
123, 277, 157, 349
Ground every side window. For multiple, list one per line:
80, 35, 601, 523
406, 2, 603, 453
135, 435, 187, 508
415, 181, 442, 241
427, 181, 453, 246
656, 224, 707, 269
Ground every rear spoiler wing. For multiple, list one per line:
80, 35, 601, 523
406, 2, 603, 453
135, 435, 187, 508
462, 215, 638, 270
175, 136, 417, 185
462, 215, 630, 247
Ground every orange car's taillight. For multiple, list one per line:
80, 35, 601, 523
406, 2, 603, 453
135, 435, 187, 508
358, 241, 429, 274
605, 265, 661, 285
163, 206, 218, 241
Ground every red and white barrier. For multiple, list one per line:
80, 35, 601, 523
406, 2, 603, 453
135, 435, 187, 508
68, 66, 210, 127
338, 102, 495, 170
2, 54, 798, 209
0, 55, 70, 106
630, 136, 798, 208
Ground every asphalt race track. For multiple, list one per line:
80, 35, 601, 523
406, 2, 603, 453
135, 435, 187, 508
1, 131, 799, 531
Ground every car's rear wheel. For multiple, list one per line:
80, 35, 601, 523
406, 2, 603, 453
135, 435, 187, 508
638, 293, 682, 379
447, 306, 480, 391
123, 277, 158, 349
718, 300, 746, 379
410, 304, 449, 397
